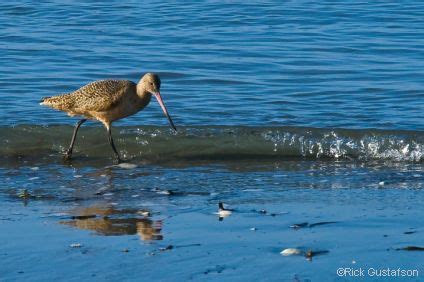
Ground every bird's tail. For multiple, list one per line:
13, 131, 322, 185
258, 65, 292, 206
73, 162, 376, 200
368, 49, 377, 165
39, 97, 50, 104
40, 94, 74, 110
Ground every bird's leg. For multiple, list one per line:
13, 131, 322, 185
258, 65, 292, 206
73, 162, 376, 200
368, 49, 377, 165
64, 119, 87, 160
106, 126, 122, 162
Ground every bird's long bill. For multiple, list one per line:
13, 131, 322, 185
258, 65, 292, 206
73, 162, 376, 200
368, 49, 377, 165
153, 92, 177, 132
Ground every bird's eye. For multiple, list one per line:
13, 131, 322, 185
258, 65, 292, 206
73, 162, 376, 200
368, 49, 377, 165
150, 82, 153, 85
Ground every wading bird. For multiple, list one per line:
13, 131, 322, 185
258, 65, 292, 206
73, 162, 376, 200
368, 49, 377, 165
40, 73, 176, 161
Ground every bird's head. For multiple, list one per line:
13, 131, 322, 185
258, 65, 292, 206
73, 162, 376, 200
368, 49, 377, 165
138, 73, 177, 132
141, 72, 161, 95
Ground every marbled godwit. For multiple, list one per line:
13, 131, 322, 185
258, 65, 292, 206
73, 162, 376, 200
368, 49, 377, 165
40, 73, 176, 161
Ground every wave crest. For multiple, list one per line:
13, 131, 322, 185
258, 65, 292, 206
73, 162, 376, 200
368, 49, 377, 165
1, 125, 423, 163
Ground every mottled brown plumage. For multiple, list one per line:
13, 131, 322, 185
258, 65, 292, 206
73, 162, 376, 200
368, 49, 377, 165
41, 73, 176, 161
43, 80, 134, 111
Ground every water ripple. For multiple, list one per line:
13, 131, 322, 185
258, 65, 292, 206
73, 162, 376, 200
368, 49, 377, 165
0, 1, 422, 130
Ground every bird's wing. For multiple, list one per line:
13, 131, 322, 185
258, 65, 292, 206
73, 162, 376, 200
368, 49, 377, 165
70, 80, 136, 112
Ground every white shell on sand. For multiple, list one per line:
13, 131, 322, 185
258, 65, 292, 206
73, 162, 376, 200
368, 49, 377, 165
156, 190, 171, 195
116, 163, 138, 169
70, 243, 82, 248
217, 210, 232, 217
137, 210, 151, 217
280, 248, 301, 256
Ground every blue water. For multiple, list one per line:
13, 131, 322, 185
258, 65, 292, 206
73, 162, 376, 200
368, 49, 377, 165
0, 1, 423, 129
1, 2, 424, 281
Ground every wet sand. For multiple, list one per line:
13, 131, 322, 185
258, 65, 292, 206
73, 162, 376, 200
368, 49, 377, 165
0, 160, 423, 281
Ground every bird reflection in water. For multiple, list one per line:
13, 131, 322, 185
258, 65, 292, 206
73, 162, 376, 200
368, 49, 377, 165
60, 206, 163, 241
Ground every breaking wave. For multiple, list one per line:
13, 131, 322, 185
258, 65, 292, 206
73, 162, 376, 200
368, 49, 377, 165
1, 125, 423, 164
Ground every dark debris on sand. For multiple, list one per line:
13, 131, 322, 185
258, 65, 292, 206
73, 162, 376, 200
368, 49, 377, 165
396, 246, 424, 251
290, 221, 338, 229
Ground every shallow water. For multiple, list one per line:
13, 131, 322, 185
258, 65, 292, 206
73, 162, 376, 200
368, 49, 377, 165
0, 1, 423, 281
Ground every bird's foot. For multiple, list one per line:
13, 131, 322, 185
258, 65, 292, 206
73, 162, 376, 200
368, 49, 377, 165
63, 149, 73, 161
113, 155, 123, 164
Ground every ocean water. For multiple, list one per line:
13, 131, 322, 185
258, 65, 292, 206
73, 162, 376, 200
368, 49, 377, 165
0, 1, 423, 281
